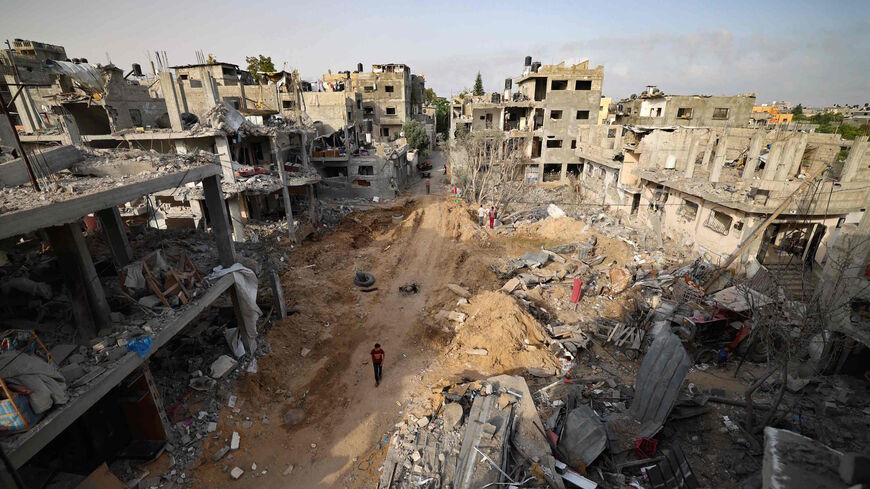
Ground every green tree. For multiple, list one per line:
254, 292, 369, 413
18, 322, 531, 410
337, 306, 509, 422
791, 104, 803, 115
425, 88, 437, 104
245, 55, 276, 82
433, 97, 450, 137
473, 72, 484, 96
403, 119, 430, 155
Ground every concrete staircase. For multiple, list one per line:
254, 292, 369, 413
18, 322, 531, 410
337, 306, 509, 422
764, 263, 820, 301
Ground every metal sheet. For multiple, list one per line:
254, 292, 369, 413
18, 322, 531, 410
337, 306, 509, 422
558, 406, 607, 467
628, 330, 691, 432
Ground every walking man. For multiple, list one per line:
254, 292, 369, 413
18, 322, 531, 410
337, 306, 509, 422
371, 343, 385, 386
477, 204, 486, 226
488, 206, 496, 229
425, 179, 430, 195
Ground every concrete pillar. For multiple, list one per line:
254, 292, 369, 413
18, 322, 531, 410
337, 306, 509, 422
710, 135, 729, 183
700, 134, 715, 170
841, 136, 869, 183
158, 72, 184, 131
308, 184, 318, 222
228, 197, 246, 242
613, 127, 624, 152
775, 137, 798, 181
761, 141, 785, 181
46, 221, 112, 338
199, 68, 220, 108
96, 207, 133, 268
787, 133, 809, 177
202, 175, 236, 266
59, 113, 82, 146
4, 75, 44, 133
560, 162, 568, 181
685, 135, 700, 179
742, 130, 764, 180
174, 140, 189, 155
215, 135, 235, 182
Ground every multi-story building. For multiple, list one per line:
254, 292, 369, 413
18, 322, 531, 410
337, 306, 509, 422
615, 86, 756, 128
323, 63, 425, 143
449, 57, 604, 183
751, 105, 793, 126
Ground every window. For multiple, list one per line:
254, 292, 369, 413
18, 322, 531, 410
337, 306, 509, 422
576, 110, 590, 120
571, 139, 577, 149
705, 210, 733, 235
364, 85, 374, 93
480, 115, 486, 120
713, 108, 730, 120
221, 66, 237, 77
224, 97, 241, 109
575, 80, 592, 90
385, 85, 394, 93
178, 74, 189, 81
607, 128, 617, 138
656, 108, 662, 117
128, 108, 142, 126
357, 165, 374, 175
364, 106, 374, 116
357, 99, 362, 109
550, 110, 563, 120
677, 107, 693, 119
282, 100, 294, 109
551, 80, 568, 90
381, 127, 390, 137
386, 107, 396, 115
679, 200, 699, 221
546, 139, 563, 149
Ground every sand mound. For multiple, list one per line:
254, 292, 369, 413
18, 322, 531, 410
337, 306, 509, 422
447, 290, 559, 374
517, 216, 589, 242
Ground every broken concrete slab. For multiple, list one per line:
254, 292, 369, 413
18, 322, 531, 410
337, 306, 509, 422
210, 355, 237, 379
230, 466, 244, 479
442, 402, 463, 431
0, 145, 83, 187
230, 431, 240, 450
521, 251, 550, 268
447, 283, 472, 298
763, 427, 847, 489
436, 310, 467, 323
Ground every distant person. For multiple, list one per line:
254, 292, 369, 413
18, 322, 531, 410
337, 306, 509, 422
477, 205, 486, 226
370, 343, 385, 387
425, 179, 431, 194
488, 206, 496, 229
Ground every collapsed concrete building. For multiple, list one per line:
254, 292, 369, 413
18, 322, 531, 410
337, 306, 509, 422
449, 57, 604, 183
575, 122, 870, 299
615, 85, 756, 128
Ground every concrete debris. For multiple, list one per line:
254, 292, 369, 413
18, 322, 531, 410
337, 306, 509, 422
230, 431, 240, 450
558, 406, 607, 468
230, 467, 244, 479
446, 283, 472, 298
209, 355, 238, 379
547, 203, 567, 218
435, 309, 467, 324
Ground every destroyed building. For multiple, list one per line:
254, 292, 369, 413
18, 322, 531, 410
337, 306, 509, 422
449, 57, 604, 183
615, 85, 756, 128
575, 122, 870, 298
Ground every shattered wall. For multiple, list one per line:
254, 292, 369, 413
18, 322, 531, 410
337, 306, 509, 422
100, 66, 167, 131
618, 93, 756, 128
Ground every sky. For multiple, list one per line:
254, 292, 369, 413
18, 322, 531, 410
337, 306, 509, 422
2, 0, 868, 106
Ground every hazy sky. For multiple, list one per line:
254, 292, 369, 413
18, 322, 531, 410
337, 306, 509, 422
2, 0, 868, 106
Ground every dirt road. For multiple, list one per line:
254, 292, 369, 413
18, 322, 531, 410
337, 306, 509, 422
192, 194, 502, 488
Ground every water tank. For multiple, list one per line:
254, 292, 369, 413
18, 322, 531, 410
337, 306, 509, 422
532, 61, 541, 72
524, 56, 532, 67
491, 93, 501, 103
504, 78, 512, 89
357, 62, 363, 73
71, 58, 80, 64
80, 58, 88, 64
131, 63, 142, 76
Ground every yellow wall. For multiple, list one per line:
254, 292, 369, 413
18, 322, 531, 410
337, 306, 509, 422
598, 96, 611, 124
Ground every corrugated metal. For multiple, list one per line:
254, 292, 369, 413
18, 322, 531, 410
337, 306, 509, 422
629, 330, 691, 432
558, 406, 607, 467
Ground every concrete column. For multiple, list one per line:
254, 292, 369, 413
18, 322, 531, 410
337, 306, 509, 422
742, 130, 764, 180
228, 197, 246, 242
96, 207, 133, 268
308, 184, 318, 222
841, 136, 869, 183
761, 141, 785, 181
59, 113, 82, 146
199, 68, 220, 108
787, 133, 809, 177
5, 75, 44, 132
560, 162, 568, 181
685, 135, 700, 178
613, 127, 624, 152
46, 221, 112, 338
174, 140, 189, 155
214, 135, 235, 181
700, 134, 715, 170
202, 175, 236, 267
158, 72, 184, 131
775, 137, 798, 181
710, 135, 729, 183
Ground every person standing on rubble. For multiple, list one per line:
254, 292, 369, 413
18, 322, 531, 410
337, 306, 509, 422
371, 343, 385, 386
488, 206, 496, 229
477, 205, 486, 226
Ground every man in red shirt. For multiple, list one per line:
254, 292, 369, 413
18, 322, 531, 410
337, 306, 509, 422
370, 343, 385, 386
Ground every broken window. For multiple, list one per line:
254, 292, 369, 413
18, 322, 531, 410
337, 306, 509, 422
679, 200, 699, 221
713, 108, 730, 120
385, 85, 394, 93
576, 110, 590, 120
282, 100, 294, 109
224, 97, 241, 110
607, 128, 617, 138
677, 107, 693, 119
546, 139, 563, 149
550, 110, 563, 120
364, 106, 374, 116
178, 74, 189, 81
551, 80, 568, 90
128, 108, 142, 126
221, 66, 237, 77
705, 210, 733, 235
381, 127, 390, 137
386, 107, 396, 115
575, 80, 592, 90
364, 86, 374, 93
571, 139, 577, 149
357, 165, 374, 175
